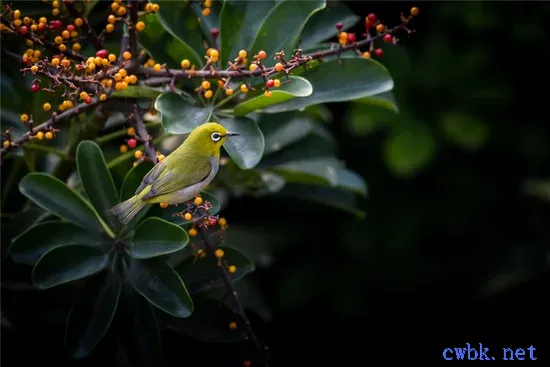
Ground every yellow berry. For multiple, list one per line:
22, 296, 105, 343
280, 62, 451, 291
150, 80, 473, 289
52, 0, 60, 7
362, 51, 371, 59
20, 114, 29, 123
3, 140, 10, 148
73, 42, 81, 51
62, 100, 73, 109
106, 24, 114, 32
31, 24, 38, 32
411, 7, 419, 16
13, 19, 22, 27
204, 90, 213, 99
45, 131, 53, 140
127, 127, 135, 136
51, 57, 60, 66
23, 17, 31, 25
119, 144, 128, 153
108, 54, 116, 62
30, 65, 38, 73
274, 62, 283, 72
181, 59, 190, 68
264, 90, 272, 97
13, 10, 21, 20
238, 50, 247, 59
36, 131, 44, 140
129, 75, 137, 84
228, 265, 237, 273
258, 50, 267, 59
75, 17, 83, 26
204, 0, 212, 7
117, 6, 126, 16
120, 81, 128, 90
133, 161, 139, 167
136, 21, 145, 32
151, 4, 160, 12
160, 202, 168, 208
70, 31, 78, 38
59, 44, 66, 52
52, 8, 60, 16
273, 79, 281, 88
201, 80, 211, 90
215, 249, 224, 258
240, 84, 248, 93
79, 91, 88, 100
61, 30, 70, 39
157, 154, 165, 162
123, 51, 131, 60
145, 3, 153, 11
183, 213, 192, 221
249, 63, 258, 71
134, 150, 143, 159
225, 88, 233, 96
153, 63, 161, 72
194, 196, 203, 205
218, 217, 227, 226
209, 49, 219, 58
111, 2, 119, 11
88, 62, 96, 71
202, 8, 210, 16
99, 93, 107, 101
39, 17, 47, 24
54, 36, 62, 44
43, 103, 51, 111
101, 58, 109, 66
114, 73, 122, 81
188, 228, 197, 236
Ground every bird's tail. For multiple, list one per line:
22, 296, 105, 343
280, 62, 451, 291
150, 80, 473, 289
110, 194, 147, 226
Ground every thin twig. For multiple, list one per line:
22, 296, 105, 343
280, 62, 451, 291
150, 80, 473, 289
64, 0, 103, 50
131, 103, 157, 164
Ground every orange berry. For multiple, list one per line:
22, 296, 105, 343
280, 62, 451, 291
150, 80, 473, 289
264, 90, 272, 97
108, 54, 116, 62
181, 59, 190, 68
194, 196, 203, 206
160, 202, 168, 208
123, 51, 131, 60
225, 88, 233, 96
184, 213, 192, 221
188, 228, 197, 236
202, 8, 210, 16
274, 62, 283, 72
51, 57, 60, 67
153, 63, 161, 72
151, 4, 160, 12
72, 43, 81, 51
228, 265, 237, 273
411, 7, 419, 16
215, 249, 224, 258
229, 321, 237, 330
106, 24, 114, 33
61, 30, 70, 39
258, 50, 267, 59
36, 131, 44, 140
43, 103, 51, 111
54, 36, 63, 44
119, 68, 127, 77
45, 131, 53, 140
273, 79, 281, 88
201, 80, 211, 90
75, 17, 83, 26
362, 51, 371, 59
136, 21, 145, 32
240, 84, 248, 93
20, 114, 29, 123
119, 144, 128, 153
376, 24, 385, 33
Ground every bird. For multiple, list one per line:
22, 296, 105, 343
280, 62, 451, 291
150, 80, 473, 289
110, 122, 239, 225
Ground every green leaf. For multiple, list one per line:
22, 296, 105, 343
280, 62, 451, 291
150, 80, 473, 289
441, 112, 489, 152
128, 257, 194, 318
175, 246, 255, 294
110, 86, 162, 99
259, 112, 313, 155
10, 221, 103, 266
32, 245, 109, 289
19, 173, 107, 235
219, 0, 276, 67
156, 1, 205, 66
145, 191, 221, 226
249, 0, 326, 62
132, 217, 189, 259
382, 124, 437, 178
233, 76, 313, 117
190, 1, 222, 47
337, 168, 367, 196
65, 269, 122, 359
345, 93, 399, 136
76, 141, 120, 232
299, 1, 361, 50
155, 92, 213, 134
214, 115, 265, 169
270, 157, 341, 186
522, 179, 550, 202
138, 13, 202, 69
262, 58, 394, 113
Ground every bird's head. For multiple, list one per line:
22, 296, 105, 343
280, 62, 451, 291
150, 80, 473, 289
187, 122, 239, 157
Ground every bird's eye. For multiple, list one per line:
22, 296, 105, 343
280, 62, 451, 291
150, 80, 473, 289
211, 132, 221, 142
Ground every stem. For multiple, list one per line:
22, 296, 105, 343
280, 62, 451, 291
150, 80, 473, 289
213, 92, 240, 110
131, 104, 157, 164
65, 0, 103, 50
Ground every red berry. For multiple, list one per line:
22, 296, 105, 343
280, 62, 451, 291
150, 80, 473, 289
96, 49, 109, 59
30, 83, 40, 92
208, 218, 217, 226
127, 138, 137, 148
37, 22, 46, 31
243, 361, 251, 367
383, 34, 392, 43
374, 48, 383, 57
367, 13, 377, 23
84, 96, 92, 104
20, 26, 28, 35
66, 24, 75, 32
336, 22, 343, 30
365, 21, 373, 30
210, 27, 219, 37
50, 20, 62, 29
347, 33, 356, 43
266, 79, 274, 88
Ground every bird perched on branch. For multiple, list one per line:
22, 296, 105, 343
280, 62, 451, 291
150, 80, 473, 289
110, 122, 239, 225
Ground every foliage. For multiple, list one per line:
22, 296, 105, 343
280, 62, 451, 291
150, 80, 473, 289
0, 0, 420, 364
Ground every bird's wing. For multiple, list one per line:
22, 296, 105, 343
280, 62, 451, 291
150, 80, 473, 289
135, 159, 167, 195
142, 158, 214, 200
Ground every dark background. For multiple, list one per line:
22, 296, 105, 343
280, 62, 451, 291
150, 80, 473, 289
2, 1, 550, 366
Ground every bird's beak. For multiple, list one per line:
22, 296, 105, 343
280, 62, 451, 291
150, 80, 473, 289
225, 132, 240, 137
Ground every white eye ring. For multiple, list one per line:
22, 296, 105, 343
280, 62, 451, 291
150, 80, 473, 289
211, 132, 221, 142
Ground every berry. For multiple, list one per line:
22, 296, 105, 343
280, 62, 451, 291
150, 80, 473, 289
119, 68, 127, 77
273, 79, 281, 88
134, 150, 143, 159
264, 91, 272, 98
367, 13, 376, 23
204, 90, 213, 99
117, 6, 127, 16
228, 321, 237, 330
374, 48, 383, 57
127, 127, 135, 136
218, 217, 227, 226
194, 196, 203, 206
209, 49, 219, 58
160, 202, 168, 208
274, 62, 283, 72
30, 83, 40, 92
202, 8, 210, 16
266, 79, 274, 88
136, 21, 145, 32
51, 57, 60, 67
43, 103, 51, 111
66, 24, 75, 32
13, 10, 21, 20
36, 131, 44, 140
201, 80, 211, 89
96, 49, 108, 59
45, 131, 53, 140
123, 51, 131, 60
383, 34, 392, 43
228, 265, 237, 273
238, 50, 247, 59
119, 144, 128, 153
244, 361, 252, 367
153, 63, 161, 72
215, 249, 224, 258
225, 88, 233, 96
249, 63, 258, 71
99, 93, 107, 101
105, 24, 114, 33
336, 22, 343, 30
127, 138, 136, 148
210, 28, 219, 37
79, 91, 88, 100
157, 154, 165, 162
152, 4, 160, 12
20, 114, 29, 123
84, 96, 92, 104
411, 7, 419, 16
184, 213, 192, 221
362, 51, 371, 59
73, 43, 81, 51
50, 20, 62, 29
258, 50, 267, 59
75, 17, 83, 27
31, 65, 38, 73
108, 54, 116, 62
59, 44, 67, 52
37, 22, 46, 31
3, 141, 10, 148
30, 24, 38, 32
376, 24, 385, 33
240, 84, 248, 93
62, 100, 73, 109
20, 26, 28, 35
188, 228, 197, 236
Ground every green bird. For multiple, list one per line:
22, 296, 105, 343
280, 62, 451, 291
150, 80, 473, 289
110, 122, 239, 225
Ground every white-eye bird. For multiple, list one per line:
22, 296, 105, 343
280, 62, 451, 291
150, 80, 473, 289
110, 122, 239, 225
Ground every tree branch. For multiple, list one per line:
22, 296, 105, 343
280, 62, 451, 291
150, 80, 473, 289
131, 103, 157, 164
64, 0, 103, 51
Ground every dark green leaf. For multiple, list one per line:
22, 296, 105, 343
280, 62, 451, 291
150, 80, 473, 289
259, 112, 313, 155
155, 92, 213, 134
223, 225, 273, 268
249, 0, 325, 62
132, 217, 189, 259
262, 58, 394, 113
233, 76, 313, 117
303, 104, 333, 124
118, 282, 163, 367
110, 86, 163, 99
65, 268, 122, 359
213, 115, 265, 169
138, 13, 202, 69
337, 168, 367, 196
382, 124, 437, 178
128, 257, 193, 318
10, 221, 103, 266
145, 191, 221, 226
32, 245, 109, 289
219, 0, 276, 67
18, 173, 107, 235
190, 1, 222, 47
521, 179, 550, 202
441, 112, 489, 152
156, 1, 205, 65
270, 157, 342, 186
76, 141, 120, 232
175, 246, 255, 294
299, 1, 360, 50
1, 207, 48, 259
345, 93, 399, 136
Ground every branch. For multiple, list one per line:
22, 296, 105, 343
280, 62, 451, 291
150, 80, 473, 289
130, 104, 157, 164
128, 0, 139, 57
64, 0, 103, 51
